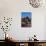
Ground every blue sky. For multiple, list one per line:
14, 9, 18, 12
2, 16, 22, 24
21, 12, 32, 18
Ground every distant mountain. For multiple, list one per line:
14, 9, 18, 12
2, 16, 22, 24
22, 16, 31, 22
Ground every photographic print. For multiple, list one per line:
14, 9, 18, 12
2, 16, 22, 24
21, 12, 32, 27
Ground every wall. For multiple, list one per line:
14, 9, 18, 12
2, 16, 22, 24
0, 0, 46, 40
44, 15, 46, 40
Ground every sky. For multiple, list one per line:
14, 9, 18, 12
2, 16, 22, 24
21, 12, 32, 18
